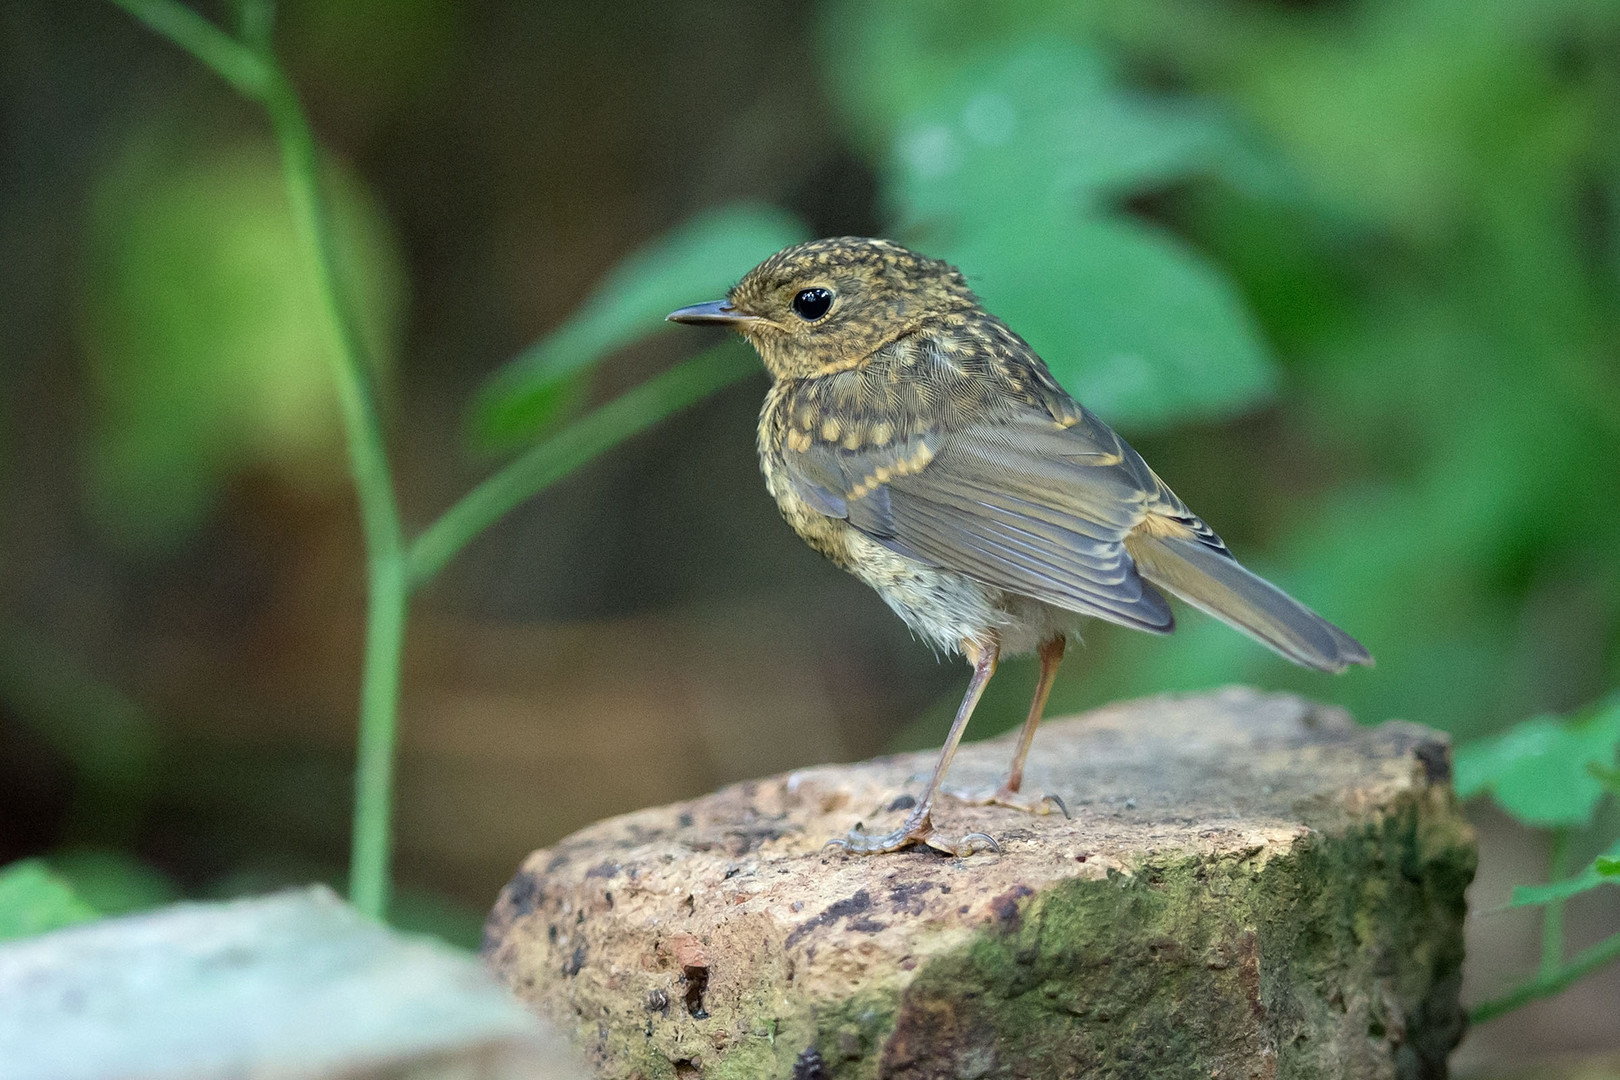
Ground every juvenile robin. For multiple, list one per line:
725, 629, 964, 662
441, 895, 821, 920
669, 237, 1370, 856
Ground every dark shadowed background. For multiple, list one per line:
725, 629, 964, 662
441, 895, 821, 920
2, 0, 1618, 1071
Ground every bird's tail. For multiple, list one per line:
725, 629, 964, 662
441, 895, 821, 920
1124, 534, 1372, 673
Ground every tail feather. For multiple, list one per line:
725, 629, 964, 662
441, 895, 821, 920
1124, 533, 1372, 674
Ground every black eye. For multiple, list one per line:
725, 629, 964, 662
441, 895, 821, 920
791, 287, 833, 321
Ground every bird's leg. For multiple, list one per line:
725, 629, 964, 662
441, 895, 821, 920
828, 637, 1001, 856
945, 636, 1069, 817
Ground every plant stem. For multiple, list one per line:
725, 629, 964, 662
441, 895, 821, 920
1540, 827, 1572, 979
115, 0, 410, 920
110, 0, 271, 98
349, 554, 407, 919
108, 0, 753, 923
258, 74, 407, 923
1470, 928, 1620, 1024
407, 343, 755, 587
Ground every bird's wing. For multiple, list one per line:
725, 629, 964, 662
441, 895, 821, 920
779, 393, 1187, 633
775, 324, 1369, 670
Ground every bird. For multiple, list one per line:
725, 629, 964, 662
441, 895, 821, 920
668, 237, 1370, 856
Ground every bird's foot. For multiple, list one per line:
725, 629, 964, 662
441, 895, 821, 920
825, 807, 1000, 857
944, 785, 1070, 819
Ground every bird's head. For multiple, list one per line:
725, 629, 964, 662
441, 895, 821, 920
667, 237, 979, 380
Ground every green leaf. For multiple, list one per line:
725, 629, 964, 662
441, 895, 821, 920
471, 203, 806, 450
1590, 761, 1620, 795
945, 216, 1277, 428
48, 850, 181, 917
1455, 695, 1620, 828
887, 39, 1275, 223
81, 136, 405, 551
415, 344, 756, 585
0, 860, 98, 942
883, 40, 1280, 430
1509, 839, 1620, 908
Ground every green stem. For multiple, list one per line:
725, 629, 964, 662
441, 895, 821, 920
259, 70, 407, 922
349, 554, 407, 919
111, 0, 409, 920
109, 0, 271, 99
1540, 827, 1573, 979
107, 0, 755, 923
1470, 928, 1620, 1025
407, 344, 754, 587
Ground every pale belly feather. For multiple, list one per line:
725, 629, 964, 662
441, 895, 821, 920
770, 479, 1079, 659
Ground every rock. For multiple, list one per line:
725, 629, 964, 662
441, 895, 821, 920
484, 688, 1476, 1080
0, 885, 587, 1080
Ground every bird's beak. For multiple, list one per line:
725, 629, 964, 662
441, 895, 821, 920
666, 300, 758, 327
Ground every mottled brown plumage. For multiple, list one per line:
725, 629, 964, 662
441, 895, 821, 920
669, 236, 1371, 855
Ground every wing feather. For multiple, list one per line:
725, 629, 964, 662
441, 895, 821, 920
767, 329, 1368, 669
779, 399, 1180, 632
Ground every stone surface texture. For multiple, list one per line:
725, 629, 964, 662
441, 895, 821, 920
0, 886, 587, 1080
484, 688, 1476, 1080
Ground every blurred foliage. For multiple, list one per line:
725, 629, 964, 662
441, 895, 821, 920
856, 35, 1282, 428
283, 0, 460, 111
46, 849, 183, 917
472, 204, 807, 449
0, 627, 161, 839
0, 850, 482, 949
1458, 695, 1620, 829
1456, 692, 1620, 1018
1458, 692, 1620, 912
0, 861, 97, 943
1508, 839, 1620, 909
80, 135, 404, 550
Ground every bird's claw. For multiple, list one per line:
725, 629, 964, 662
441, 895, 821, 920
936, 831, 1001, 855
944, 785, 1070, 818
824, 810, 1000, 857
